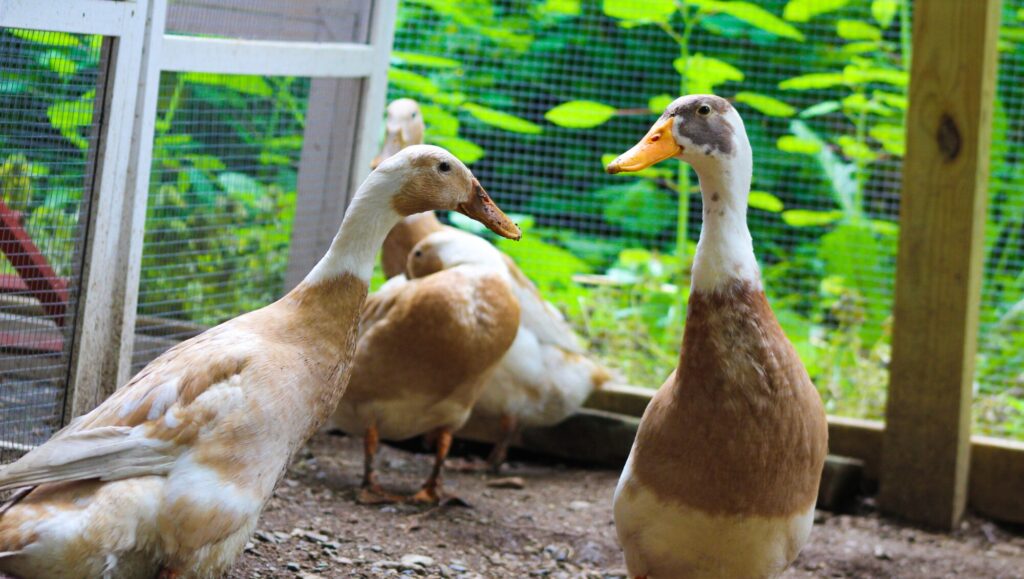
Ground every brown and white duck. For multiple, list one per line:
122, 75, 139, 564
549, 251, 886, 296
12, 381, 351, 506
330, 228, 521, 504
0, 145, 519, 579
371, 98, 611, 470
606, 95, 828, 579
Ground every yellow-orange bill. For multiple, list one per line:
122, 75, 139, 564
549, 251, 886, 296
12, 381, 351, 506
605, 116, 681, 174
456, 180, 522, 240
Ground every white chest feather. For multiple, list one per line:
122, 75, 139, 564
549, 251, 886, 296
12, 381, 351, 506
613, 453, 814, 579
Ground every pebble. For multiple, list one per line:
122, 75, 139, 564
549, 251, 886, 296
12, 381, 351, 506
285, 561, 301, 572
568, 500, 591, 511
487, 477, 526, 490
401, 554, 436, 567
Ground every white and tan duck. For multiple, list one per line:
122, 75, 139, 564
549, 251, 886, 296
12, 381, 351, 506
331, 228, 521, 504
369, 98, 611, 470
0, 145, 519, 579
606, 95, 828, 579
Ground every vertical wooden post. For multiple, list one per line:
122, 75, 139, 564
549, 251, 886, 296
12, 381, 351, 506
64, 0, 152, 418
880, 0, 1001, 529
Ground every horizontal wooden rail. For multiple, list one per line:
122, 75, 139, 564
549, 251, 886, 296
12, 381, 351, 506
160, 36, 377, 77
575, 385, 1024, 525
0, 0, 135, 36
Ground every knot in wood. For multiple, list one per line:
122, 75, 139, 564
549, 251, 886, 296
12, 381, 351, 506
937, 113, 961, 161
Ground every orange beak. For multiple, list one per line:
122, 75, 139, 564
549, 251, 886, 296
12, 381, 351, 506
605, 116, 681, 174
456, 179, 521, 240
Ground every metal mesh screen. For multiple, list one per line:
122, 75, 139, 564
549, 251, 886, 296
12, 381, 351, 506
0, 29, 102, 448
387, 0, 908, 423
132, 72, 310, 371
166, 0, 372, 43
976, 1, 1024, 440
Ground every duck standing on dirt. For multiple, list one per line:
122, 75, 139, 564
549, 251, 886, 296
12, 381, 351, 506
371, 97, 611, 471
0, 145, 519, 579
606, 95, 828, 579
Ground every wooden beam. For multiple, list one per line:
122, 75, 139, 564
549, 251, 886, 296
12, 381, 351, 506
584, 385, 1024, 525
880, 0, 1002, 529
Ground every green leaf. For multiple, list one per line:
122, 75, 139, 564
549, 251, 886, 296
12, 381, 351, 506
598, 180, 675, 234
782, 0, 850, 22
782, 209, 843, 227
748, 191, 784, 212
871, 0, 899, 28
218, 172, 265, 196
779, 72, 845, 90
837, 20, 882, 41
539, 0, 581, 16
427, 135, 485, 164
691, 1, 805, 41
182, 73, 273, 97
843, 64, 907, 87
648, 94, 674, 112
545, 100, 617, 129
0, 80, 27, 94
44, 52, 78, 77
836, 136, 877, 163
734, 92, 795, 117
603, 0, 676, 22
391, 51, 462, 68
10, 29, 80, 47
776, 135, 821, 154
800, 101, 841, 118
387, 68, 439, 97
462, 103, 542, 134
420, 104, 459, 136
674, 53, 744, 93
869, 123, 905, 156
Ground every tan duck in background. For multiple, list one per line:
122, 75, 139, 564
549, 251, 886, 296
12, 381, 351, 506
606, 95, 828, 579
372, 98, 612, 470
0, 145, 519, 579
330, 229, 521, 504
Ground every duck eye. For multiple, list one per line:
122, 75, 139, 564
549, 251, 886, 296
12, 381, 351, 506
697, 105, 712, 116
414, 250, 423, 258
438, 161, 451, 173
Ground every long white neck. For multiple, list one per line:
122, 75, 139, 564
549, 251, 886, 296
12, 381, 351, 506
302, 170, 402, 284
689, 145, 760, 294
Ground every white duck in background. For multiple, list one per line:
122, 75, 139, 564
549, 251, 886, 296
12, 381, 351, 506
0, 145, 520, 579
607, 95, 828, 579
372, 98, 611, 470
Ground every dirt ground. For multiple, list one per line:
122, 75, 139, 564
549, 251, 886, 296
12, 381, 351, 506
234, 432, 1024, 579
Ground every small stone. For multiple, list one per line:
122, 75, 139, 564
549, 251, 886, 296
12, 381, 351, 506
568, 500, 591, 511
254, 530, 273, 543
322, 541, 341, 551
401, 554, 435, 567
370, 544, 384, 553
244, 542, 255, 553
873, 546, 891, 560
449, 563, 468, 572
487, 477, 526, 490
302, 531, 330, 544
285, 562, 302, 572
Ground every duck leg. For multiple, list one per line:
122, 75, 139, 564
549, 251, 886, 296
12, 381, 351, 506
486, 414, 517, 473
357, 420, 401, 504
407, 427, 454, 504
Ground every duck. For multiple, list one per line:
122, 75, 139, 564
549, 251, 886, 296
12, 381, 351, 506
330, 228, 521, 504
606, 95, 828, 579
0, 145, 520, 579
371, 98, 611, 470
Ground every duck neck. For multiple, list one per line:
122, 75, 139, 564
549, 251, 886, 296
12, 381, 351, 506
301, 170, 403, 286
689, 149, 760, 295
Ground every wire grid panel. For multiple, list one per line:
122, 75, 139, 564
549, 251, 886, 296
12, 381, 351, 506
975, 0, 1024, 440
132, 72, 311, 371
0, 29, 103, 447
387, 0, 907, 420
166, 0, 372, 43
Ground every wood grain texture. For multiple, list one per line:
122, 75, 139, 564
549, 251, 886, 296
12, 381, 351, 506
880, 0, 1002, 529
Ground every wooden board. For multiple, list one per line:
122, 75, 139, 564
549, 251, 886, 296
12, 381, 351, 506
880, 0, 1002, 529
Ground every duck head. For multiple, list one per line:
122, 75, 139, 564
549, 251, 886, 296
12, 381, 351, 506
406, 229, 506, 279
373, 98, 425, 168
374, 145, 521, 240
605, 95, 751, 175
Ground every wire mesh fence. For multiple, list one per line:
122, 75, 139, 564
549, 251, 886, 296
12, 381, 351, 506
385, 0, 1019, 440
0, 28, 103, 448
131, 72, 311, 371
977, 0, 1024, 439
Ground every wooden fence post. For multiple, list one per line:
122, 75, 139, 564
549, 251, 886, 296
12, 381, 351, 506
880, 0, 1001, 529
